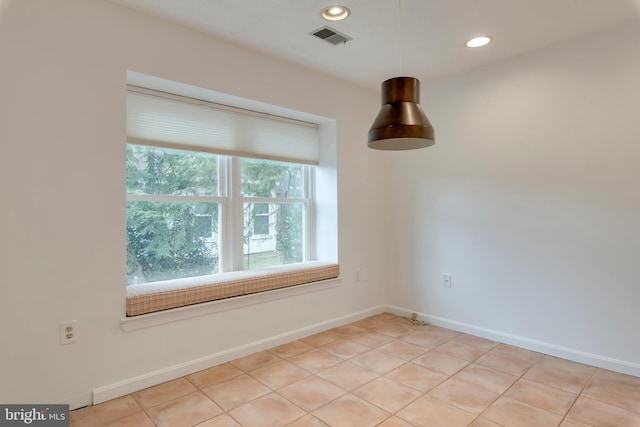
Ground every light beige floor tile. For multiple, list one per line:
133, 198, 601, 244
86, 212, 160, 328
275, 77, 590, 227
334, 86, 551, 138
350, 316, 387, 330
541, 356, 596, 376
288, 348, 344, 373
376, 416, 416, 427
132, 377, 198, 409
286, 414, 329, 426
467, 418, 504, 427
372, 321, 415, 338
424, 325, 461, 340
350, 349, 406, 374
413, 350, 470, 376
377, 339, 428, 360
582, 368, 640, 414
230, 350, 282, 372
104, 411, 154, 427
312, 394, 390, 427
201, 373, 270, 411
453, 364, 518, 394
320, 338, 370, 359
482, 397, 563, 427
491, 344, 543, 364
567, 396, 640, 427
73, 315, 639, 427
453, 334, 499, 351
92, 395, 141, 424
194, 413, 242, 426
436, 340, 490, 361
250, 360, 310, 390
146, 391, 223, 427
559, 420, 592, 427
187, 363, 244, 388
278, 376, 345, 412
330, 324, 367, 337
396, 395, 475, 427
353, 377, 421, 413
524, 356, 595, 394
384, 362, 448, 392
300, 332, 339, 347
70, 406, 102, 427
270, 340, 314, 359
504, 378, 577, 415
351, 331, 395, 347
475, 349, 537, 376
428, 377, 500, 414
592, 367, 640, 386
401, 330, 451, 348
316, 361, 379, 391
229, 393, 306, 427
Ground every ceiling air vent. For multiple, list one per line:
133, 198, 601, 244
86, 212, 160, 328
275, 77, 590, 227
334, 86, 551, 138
310, 26, 352, 45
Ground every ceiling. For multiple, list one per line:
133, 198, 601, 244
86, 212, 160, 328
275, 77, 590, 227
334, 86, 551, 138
111, 0, 639, 91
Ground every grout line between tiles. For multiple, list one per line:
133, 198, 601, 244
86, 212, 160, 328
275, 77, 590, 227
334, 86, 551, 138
557, 367, 598, 427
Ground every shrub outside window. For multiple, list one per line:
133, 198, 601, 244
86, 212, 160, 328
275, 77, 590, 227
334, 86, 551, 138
126, 145, 313, 285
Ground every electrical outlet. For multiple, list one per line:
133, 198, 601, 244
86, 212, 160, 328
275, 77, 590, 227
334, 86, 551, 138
60, 320, 77, 345
442, 274, 452, 288
354, 269, 368, 283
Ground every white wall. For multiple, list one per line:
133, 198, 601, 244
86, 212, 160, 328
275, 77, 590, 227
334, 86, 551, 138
384, 23, 640, 374
0, 0, 386, 407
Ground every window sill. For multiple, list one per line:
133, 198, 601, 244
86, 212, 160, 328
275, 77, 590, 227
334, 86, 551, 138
126, 261, 339, 316
121, 276, 342, 332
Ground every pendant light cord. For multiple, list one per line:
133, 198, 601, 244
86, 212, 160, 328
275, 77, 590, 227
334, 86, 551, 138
397, 0, 404, 75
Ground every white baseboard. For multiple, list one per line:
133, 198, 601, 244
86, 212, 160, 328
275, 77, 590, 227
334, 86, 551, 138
65, 392, 93, 411
92, 303, 639, 409
92, 305, 386, 405
386, 305, 640, 378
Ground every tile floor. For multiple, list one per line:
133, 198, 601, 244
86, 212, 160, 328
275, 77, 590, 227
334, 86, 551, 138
70, 313, 640, 426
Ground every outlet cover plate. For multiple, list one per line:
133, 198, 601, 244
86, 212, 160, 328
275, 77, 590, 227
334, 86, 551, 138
60, 320, 77, 345
442, 274, 452, 288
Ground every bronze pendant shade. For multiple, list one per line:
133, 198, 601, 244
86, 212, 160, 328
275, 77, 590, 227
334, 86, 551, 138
368, 77, 435, 150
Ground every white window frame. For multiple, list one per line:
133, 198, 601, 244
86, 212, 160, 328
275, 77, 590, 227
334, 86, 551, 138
232, 157, 315, 272
126, 146, 316, 282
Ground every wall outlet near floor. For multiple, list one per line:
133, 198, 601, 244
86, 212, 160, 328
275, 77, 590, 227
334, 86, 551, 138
60, 320, 77, 345
442, 274, 452, 288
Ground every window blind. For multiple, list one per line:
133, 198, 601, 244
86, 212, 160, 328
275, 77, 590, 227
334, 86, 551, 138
126, 87, 319, 165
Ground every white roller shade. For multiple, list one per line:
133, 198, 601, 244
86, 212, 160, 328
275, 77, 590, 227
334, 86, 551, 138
127, 88, 319, 164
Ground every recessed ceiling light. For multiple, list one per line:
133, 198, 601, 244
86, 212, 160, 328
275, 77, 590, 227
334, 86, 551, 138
321, 5, 351, 21
466, 36, 492, 48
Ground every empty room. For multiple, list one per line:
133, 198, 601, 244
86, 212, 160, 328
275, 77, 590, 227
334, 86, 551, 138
1, 0, 639, 426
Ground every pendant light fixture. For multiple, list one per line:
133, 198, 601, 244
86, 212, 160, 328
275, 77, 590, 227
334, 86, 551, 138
367, 1, 435, 150
368, 77, 434, 149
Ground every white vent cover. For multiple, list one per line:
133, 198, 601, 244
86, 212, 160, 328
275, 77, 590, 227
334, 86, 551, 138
310, 26, 352, 45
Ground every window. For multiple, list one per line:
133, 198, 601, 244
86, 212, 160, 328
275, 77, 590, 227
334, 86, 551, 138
126, 86, 319, 287
126, 146, 314, 285
121, 76, 339, 319
241, 158, 309, 270
126, 146, 221, 284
